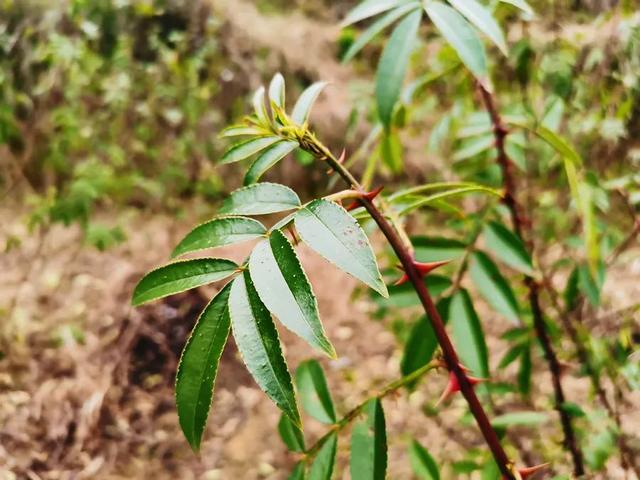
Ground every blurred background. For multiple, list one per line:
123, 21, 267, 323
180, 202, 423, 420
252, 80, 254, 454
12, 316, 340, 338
1, 0, 639, 479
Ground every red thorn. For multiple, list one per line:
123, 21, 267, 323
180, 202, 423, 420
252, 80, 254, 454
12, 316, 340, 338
414, 260, 450, 276
362, 185, 384, 202
503, 463, 549, 480
394, 273, 410, 286
436, 371, 485, 406
345, 185, 384, 211
393, 259, 450, 286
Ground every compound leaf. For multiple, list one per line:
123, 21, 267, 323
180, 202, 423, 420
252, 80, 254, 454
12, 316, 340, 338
132, 258, 238, 306
176, 284, 232, 451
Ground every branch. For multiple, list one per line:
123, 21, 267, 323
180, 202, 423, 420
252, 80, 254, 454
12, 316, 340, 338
303, 361, 439, 459
478, 84, 586, 477
298, 131, 517, 480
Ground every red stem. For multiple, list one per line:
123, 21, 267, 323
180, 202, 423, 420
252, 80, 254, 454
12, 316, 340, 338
478, 85, 585, 477
307, 135, 516, 479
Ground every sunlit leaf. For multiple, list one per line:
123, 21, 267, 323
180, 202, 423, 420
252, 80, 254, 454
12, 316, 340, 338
249, 230, 335, 357
448, 0, 507, 55
295, 199, 388, 297
424, 1, 488, 84
350, 398, 387, 480
341, 0, 414, 27
269, 73, 286, 109
220, 182, 301, 216
176, 284, 232, 451
253, 86, 270, 125
469, 251, 520, 323
132, 258, 238, 306
499, 0, 534, 16
483, 221, 534, 275
296, 359, 336, 424
219, 136, 282, 165
291, 82, 328, 125
244, 140, 299, 185
375, 9, 422, 127
449, 289, 489, 377
220, 125, 268, 138
172, 216, 266, 258
229, 271, 300, 426
342, 2, 421, 62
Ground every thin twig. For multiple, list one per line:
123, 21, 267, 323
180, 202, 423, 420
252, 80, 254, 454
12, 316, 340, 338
303, 361, 439, 459
298, 130, 517, 479
478, 85, 585, 476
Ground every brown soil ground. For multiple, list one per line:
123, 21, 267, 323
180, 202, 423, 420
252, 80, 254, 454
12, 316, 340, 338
1, 202, 638, 480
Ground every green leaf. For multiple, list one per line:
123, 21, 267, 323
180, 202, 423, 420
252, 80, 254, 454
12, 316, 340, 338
219, 136, 282, 165
244, 140, 300, 185
380, 129, 404, 172
409, 439, 440, 480
449, 289, 489, 378
249, 230, 335, 357
269, 73, 286, 109
508, 120, 582, 166
375, 9, 421, 128
413, 236, 466, 262
309, 432, 338, 480
499, 0, 534, 16
483, 221, 534, 275
278, 413, 306, 452
342, 2, 421, 62
296, 359, 336, 424
172, 217, 266, 258
228, 271, 300, 426
401, 316, 437, 378
578, 262, 601, 307
252, 86, 270, 125
469, 251, 520, 323
132, 258, 238, 306
453, 135, 494, 161
295, 199, 387, 297
518, 345, 532, 395
350, 398, 387, 480
424, 1, 488, 84
176, 284, 232, 451
289, 462, 307, 480
220, 182, 301, 216
396, 186, 502, 216
448, 0, 507, 55
341, 0, 414, 26
220, 125, 267, 138
491, 411, 548, 428
291, 82, 328, 125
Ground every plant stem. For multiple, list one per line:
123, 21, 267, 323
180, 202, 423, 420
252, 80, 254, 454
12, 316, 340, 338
299, 131, 516, 479
304, 361, 439, 459
478, 84, 586, 477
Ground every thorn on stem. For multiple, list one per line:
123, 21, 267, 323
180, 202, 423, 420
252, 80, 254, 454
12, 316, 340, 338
345, 185, 384, 211
436, 370, 485, 406
394, 259, 450, 285
504, 463, 549, 480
